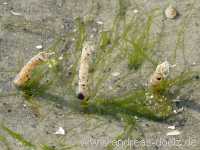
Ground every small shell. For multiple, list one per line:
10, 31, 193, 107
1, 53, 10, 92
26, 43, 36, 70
54, 127, 65, 135
165, 5, 177, 19
36, 45, 43, 50
10, 10, 22, 16
168, 126, 175, 130
13, 52, 53, 87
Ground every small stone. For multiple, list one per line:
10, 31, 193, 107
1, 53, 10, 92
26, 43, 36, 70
165, 5, 177, 19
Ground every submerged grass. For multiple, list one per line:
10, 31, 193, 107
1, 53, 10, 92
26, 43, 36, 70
1, 124, 35, 149
81, 70, 198, 122
127, 15, 157, 69
86, 90, 172, 120
7, 1, 200, 149
41, 145, 56, 150
0, 134, 11, 150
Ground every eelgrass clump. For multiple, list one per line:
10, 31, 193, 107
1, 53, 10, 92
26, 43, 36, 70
80, 70, 198, 121
86, 90, 172, 120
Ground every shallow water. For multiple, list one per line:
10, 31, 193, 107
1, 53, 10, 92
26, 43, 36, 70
0, 0, 200, 150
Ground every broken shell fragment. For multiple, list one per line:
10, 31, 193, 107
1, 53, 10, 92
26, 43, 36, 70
165, 5, 177, 19
149, 61, 170, 87
54, 127, 65, 135
77, 42, 94, 100
13, 52, 53, 87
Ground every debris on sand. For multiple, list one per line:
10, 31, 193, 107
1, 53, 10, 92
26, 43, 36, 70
96, 21, 103, 25
10, 10, 22, 16
168, 126, 176, 130
111, 72, 120, 77
36, 45, 43, 50
54, 127, 65, 135
133, 9, 139, 14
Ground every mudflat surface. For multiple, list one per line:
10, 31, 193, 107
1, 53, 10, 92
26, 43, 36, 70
0, 0, 200, 150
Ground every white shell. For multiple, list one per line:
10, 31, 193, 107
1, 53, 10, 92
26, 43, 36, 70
10, 10, 22, 16
111, 72, 120, 77
165, 5, 177, 19
133, 9, 139, 14
54, 127, 65, 135
168, 126, 175, 130
36, 45, 43, 49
